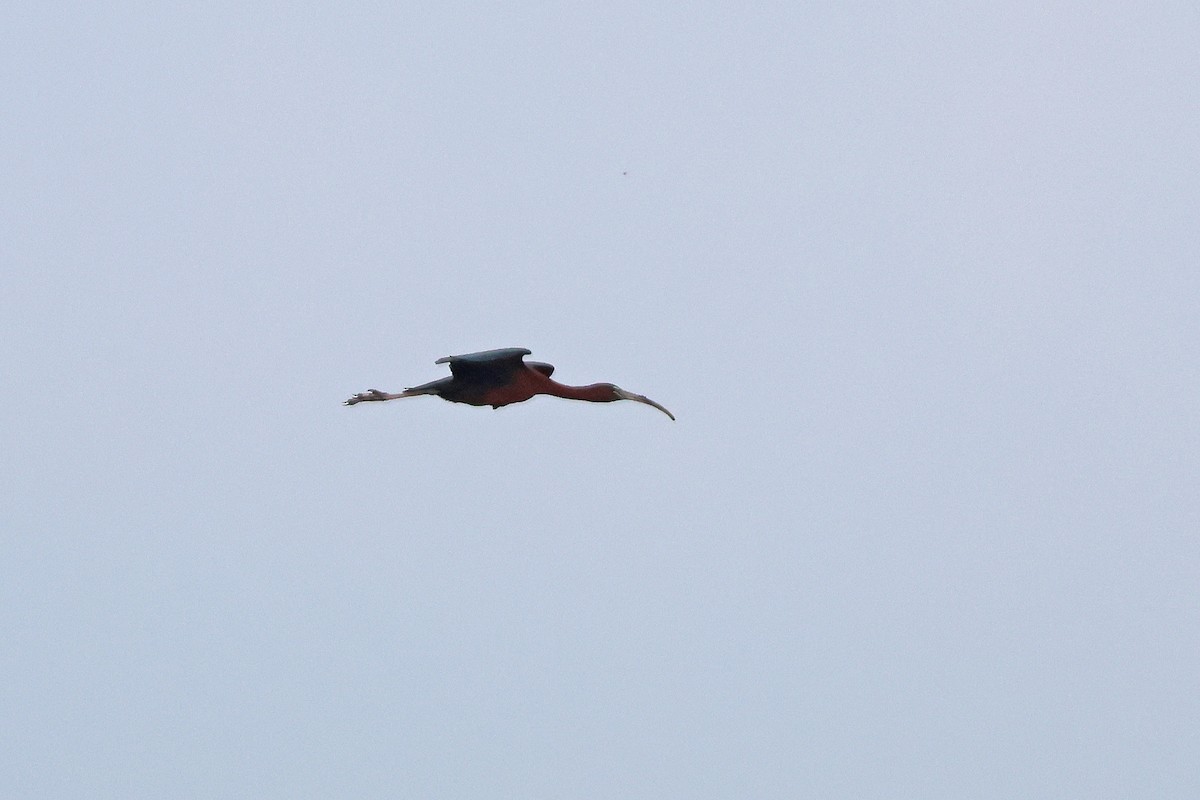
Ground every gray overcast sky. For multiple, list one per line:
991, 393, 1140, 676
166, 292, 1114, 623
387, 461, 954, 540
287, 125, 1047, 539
3, 2, 1198, 798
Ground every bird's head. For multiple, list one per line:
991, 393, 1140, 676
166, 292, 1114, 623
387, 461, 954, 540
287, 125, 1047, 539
608, 384, 676, 420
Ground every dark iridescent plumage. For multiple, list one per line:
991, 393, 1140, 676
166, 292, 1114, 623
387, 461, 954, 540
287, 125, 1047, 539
344, 348, 674, 419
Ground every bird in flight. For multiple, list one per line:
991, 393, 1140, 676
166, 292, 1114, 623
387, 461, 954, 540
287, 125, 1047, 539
345, 347, 674, 420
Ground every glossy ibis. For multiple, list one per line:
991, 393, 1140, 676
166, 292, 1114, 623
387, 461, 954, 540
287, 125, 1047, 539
344, 347, 674, 420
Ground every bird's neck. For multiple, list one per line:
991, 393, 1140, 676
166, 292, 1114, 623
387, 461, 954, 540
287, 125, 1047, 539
541, 380, 616, 403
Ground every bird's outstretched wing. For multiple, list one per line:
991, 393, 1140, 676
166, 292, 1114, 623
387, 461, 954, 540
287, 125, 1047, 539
435, 347, 533, 384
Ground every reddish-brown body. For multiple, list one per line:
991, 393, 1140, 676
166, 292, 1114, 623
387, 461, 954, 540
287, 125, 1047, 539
472, 365, 542, 407
344, 347, 674, 420
469, 368, 616, 408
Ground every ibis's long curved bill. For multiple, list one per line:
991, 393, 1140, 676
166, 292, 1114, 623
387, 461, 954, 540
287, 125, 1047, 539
616, 388, 676, 420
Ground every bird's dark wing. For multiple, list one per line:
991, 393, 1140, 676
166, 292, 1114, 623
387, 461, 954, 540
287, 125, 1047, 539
527, 361, 555, 378
435, 348, 532, 384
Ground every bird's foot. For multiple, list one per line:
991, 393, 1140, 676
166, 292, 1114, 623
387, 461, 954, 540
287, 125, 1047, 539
344, 389, 390, 405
